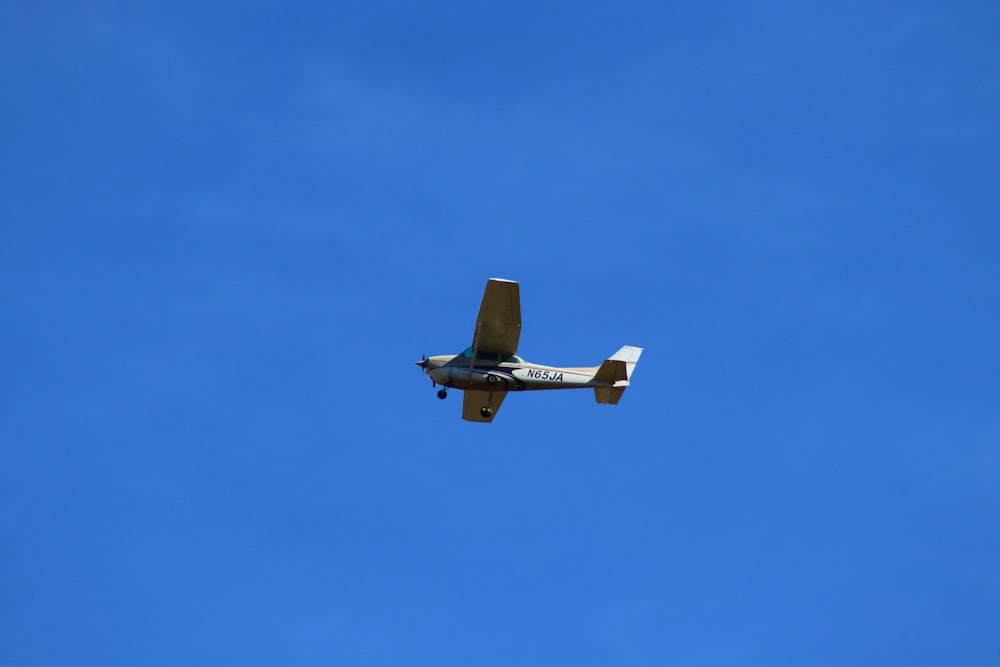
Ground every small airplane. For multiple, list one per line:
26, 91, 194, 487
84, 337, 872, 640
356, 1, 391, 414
416, 278, 643, 422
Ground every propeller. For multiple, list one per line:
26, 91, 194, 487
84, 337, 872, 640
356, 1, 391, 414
417, 354, 438, 389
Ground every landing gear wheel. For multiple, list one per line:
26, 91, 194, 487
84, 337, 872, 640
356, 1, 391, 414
437, 389, 448, 400
480, 406, 493, 418
486, 374, 500, 386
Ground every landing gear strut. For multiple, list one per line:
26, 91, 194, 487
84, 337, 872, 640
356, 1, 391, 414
437, 389, 448, 400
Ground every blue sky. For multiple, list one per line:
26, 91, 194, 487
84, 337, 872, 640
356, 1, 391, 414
2, 2, 999, 665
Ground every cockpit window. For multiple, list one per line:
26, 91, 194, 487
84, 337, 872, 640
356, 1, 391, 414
459, 346, 522, 364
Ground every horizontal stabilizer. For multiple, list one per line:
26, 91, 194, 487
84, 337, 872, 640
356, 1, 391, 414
594, 359, 628, 384
594, 345, 643, 404
594, 386, 627, 405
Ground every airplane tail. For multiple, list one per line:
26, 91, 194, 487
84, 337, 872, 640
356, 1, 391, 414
593, 345, 643, 404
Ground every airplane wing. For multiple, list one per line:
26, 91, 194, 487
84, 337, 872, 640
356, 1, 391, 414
471, 278, 521, 357
462, 390, 507, 423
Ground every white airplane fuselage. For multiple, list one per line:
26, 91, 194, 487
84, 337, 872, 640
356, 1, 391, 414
421, 355, 604, 393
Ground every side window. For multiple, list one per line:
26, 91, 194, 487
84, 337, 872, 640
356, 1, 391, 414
459, 347, 501, 363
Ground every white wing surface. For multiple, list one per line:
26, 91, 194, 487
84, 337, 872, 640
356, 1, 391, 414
462, 390, 507, 423
471, 278, 521, 357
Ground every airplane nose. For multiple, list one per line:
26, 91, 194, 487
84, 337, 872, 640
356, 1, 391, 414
416, 355, 429, 369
